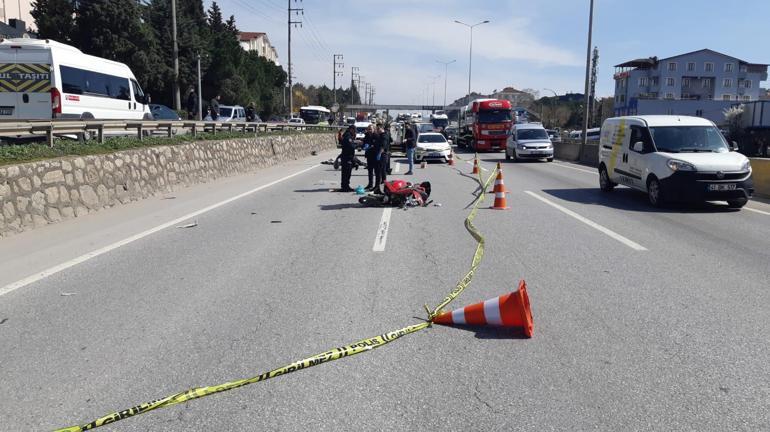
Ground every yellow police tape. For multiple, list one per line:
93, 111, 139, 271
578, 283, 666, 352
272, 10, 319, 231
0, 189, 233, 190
54, 165, 499, 432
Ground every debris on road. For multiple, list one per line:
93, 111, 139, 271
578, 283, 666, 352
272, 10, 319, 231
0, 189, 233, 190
270, 220, 282, 224
250, 212, 258, 215
161, 196, 177, 200
0, 318, 7, 325
60, 292, 77, 296
311, 150, 318, 156
433, 203, 442, 207
176, 221, 198, 228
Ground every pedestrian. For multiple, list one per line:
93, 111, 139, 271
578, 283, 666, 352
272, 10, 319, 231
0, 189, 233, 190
363, 125, 379, 191
404, 122, 417, 175
245, 103, 256, 122
337, 125, 357, 192
376, 123, 390, 190
209, 94, 221, 121
186, 88, 198, 120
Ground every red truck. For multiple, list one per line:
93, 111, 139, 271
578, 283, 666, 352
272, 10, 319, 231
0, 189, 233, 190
458, 99, 513, 152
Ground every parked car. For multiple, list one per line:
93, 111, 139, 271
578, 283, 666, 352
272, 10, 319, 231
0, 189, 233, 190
150, 104, 181, 120
598, 115, 753, 208
205, 105, 246, 122
414, 132, 451, 163
506, 123, 553, 162
288, 117, 306, 130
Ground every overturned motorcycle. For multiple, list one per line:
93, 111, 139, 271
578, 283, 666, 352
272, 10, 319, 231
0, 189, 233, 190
359, 180, 432, 208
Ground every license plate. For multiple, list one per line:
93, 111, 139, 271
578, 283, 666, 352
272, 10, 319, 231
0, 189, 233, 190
429, 152, 443, 157
0, 107, 13, 115
708, 183, 736, 191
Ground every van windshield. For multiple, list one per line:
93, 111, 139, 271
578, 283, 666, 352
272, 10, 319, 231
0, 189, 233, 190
649, 126, 728, 153
517, 129, 549, 140
219, 107, 232, 117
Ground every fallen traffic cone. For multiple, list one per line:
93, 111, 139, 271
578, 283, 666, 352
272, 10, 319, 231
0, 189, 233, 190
489, 163, 510, 210
488, 162, 510, 195
433, 280, 533, 338
471, 158, 480, 174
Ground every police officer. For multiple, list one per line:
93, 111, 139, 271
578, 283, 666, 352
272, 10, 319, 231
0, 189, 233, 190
377, 123, 391, 185
337, 125, 356, 192
363, 125, 379, 191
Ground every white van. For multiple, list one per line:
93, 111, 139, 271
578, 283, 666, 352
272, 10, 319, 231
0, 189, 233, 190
506, 123, 553, 162
0, 38, 151, 121
598, 115, 753, 208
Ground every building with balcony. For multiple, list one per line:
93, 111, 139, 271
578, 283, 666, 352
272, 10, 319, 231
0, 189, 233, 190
613, 49, 768, 124
238, 32, 279, 65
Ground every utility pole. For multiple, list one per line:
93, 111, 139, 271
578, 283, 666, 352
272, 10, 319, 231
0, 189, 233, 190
454, 20, 489, 99
171, 0, 180, 111
579, 0, 594, 160
365, 82, 371, 105
350, 66, 359, 105
436, 59, 456, 110
196, 53, 202, 120
333, 54, 344, 105
288, 0, 303, 117
589, 46, 599, 127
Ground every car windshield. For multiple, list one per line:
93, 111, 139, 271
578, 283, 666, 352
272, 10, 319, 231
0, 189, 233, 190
478, 110, 512, 123
418, 134, 447, 143
356, 127, 367, 134
432, 119, 448, 128
219, 107, 232, 117
517, 129, 549, 140
417, 124, 435, 133
649, 126, 728, 153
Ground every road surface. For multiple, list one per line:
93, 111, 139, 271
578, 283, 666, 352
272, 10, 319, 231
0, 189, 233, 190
1, 149, 769, 431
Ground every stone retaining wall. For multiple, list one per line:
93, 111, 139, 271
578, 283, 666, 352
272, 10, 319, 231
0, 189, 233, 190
0, 133, 336, 237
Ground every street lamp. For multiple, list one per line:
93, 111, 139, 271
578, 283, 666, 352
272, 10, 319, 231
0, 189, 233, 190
543, 88, 558, 128
454, 19, 489, 99
579, 0, 595, 160
436, 59, 456, 110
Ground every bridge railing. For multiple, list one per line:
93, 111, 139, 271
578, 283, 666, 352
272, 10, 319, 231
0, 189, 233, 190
0, 120, 342, 147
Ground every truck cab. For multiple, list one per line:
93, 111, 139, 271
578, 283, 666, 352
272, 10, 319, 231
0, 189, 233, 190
459, 99, 512, 152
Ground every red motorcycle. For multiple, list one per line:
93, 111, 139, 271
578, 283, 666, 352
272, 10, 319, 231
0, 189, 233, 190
359, 180, 432, 208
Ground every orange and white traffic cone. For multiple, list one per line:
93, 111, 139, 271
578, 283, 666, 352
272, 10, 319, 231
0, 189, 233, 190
471, 158, 480, 174
421, 160, 427, 169
489, 162, 510, 195
433, 280, 533, 338
489, 164, 510, 210
448, 150, 455, 166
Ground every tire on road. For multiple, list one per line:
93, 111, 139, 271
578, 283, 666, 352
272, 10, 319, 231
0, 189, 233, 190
647, 175, 664, 207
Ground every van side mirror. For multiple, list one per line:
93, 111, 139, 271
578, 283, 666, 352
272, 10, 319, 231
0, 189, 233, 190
632, 141, 644, 152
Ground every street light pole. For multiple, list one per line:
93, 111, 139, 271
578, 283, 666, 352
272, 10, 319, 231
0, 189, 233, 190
197, 53, 202, 121
436, 59, 456, 110
171, 0, 180, 111
579, 0, 595, 160
454, 20, 489, 99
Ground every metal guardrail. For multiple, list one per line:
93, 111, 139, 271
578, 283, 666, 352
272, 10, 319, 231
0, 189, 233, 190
0, 120, 342, 146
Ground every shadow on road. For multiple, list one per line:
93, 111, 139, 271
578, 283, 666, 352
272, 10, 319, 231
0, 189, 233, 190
541, 187, 739, 214
294, 188, 332, 193
319, 202, 362, 210
443, 323, 531, 340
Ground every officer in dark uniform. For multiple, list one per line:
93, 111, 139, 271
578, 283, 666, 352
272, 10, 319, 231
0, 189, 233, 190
363, 125, 379, 191
338, 125, 356, 192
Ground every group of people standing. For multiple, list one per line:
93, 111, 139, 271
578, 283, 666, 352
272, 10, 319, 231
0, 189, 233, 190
337, 123, 392, 193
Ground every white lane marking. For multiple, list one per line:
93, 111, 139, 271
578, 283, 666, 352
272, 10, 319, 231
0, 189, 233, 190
394, 162, 401, 174
0, 164, 321, 297
465, 160, 489, 172
525, 190, 648, 251
551, 162, 598, 175
372, 208, 392, 252
744, 206, 770, 216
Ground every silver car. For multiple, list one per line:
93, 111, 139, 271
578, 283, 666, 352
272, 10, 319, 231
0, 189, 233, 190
506, 124, 554, 162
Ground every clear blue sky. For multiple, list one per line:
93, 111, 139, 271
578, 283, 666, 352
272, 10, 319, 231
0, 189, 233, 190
211, 0, 770, 104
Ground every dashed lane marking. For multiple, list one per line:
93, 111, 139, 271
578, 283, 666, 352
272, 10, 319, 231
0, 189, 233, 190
525, 190, 648, 251
372, 208, 392, 252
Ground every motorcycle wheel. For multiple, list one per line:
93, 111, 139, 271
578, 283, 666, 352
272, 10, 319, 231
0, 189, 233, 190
359, 196, 380, 207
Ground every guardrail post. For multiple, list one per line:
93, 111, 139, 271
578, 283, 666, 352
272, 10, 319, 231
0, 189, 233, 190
137, 124, 143, 141
98, 125, 104, 144
46, 125, 53, 147
227, 123, 233, 133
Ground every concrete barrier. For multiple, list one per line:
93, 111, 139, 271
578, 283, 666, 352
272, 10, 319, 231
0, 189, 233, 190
0, 133, 337, 238
554, 139, 599, 167
750, 157, 770, 198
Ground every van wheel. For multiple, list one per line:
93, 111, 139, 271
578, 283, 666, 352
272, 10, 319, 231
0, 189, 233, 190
647, 176, 664, 207
546, 157, 554, 162
599, 165, 615, 191
727, 197, 748, 208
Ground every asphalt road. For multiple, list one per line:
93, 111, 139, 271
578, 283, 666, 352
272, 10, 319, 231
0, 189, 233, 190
1, 148, 769, 431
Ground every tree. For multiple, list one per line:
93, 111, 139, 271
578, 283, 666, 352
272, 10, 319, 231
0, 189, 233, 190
31, 0, 76, 43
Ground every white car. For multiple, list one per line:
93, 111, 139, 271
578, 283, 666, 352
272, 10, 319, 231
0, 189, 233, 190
506, 123, 554, 162
354, 121, 371, 140
598, 115, 753, 208
414, 132, 451, 163
206, 105, 246, 122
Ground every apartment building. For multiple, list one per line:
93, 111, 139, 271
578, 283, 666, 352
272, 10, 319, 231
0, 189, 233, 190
238, 32, 279, 65
613, 49, 768, 124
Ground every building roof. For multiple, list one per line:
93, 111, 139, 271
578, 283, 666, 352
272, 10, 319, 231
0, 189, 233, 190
239, 32, 266, 41
616, 49, 768, 68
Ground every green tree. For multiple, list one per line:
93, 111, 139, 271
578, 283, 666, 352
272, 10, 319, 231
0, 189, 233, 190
31, 0, 76, 43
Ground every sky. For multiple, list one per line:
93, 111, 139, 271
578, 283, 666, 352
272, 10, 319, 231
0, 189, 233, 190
210, 0, 770, 105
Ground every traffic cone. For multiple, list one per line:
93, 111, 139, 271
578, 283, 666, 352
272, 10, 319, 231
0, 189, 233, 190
433, 280, 533, 338
489, 164, 510, 210
471, 158, 480, 174
421, 160, 427, 169
448, 151, 455, 166
488, 162, 510, 195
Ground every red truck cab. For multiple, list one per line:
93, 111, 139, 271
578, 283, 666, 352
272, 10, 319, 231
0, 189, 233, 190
459, 99, 513, 152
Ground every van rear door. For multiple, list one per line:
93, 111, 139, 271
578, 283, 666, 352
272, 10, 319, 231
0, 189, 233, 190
0, 45, 52, 119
